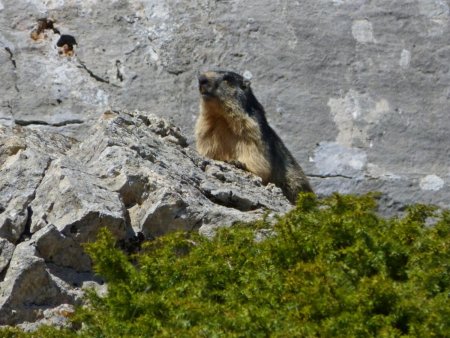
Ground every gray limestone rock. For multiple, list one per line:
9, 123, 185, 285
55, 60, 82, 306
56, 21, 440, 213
33, 225, 91, 272
0, 238, 14, 274
0, 126, 75, 243
0, 241, 73, 324
65, 111, 290, 239
29, 158, 131, 242
15, 304, 76, 332
0, 110, 292, 326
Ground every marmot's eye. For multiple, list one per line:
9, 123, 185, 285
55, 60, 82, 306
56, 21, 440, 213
222, 74, 234, 83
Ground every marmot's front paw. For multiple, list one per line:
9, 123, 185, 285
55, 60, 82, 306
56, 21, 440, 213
226, 160, 247, 171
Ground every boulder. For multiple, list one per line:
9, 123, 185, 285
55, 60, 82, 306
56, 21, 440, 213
0, 110, 291, 326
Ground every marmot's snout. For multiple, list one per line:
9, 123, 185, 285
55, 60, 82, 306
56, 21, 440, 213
198, 72, 218, 99
198, 74, 209, 87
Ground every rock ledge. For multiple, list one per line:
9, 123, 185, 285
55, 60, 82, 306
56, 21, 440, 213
0, 110, 291, 327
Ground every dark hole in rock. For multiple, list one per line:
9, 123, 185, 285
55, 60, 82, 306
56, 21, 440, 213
37, 18, 55, 31
57, 35, 77, 48
57, 35, 77, 56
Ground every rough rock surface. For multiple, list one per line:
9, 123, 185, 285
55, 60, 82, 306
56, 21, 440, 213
1, 0, 449, 214
0, 110, 291, 326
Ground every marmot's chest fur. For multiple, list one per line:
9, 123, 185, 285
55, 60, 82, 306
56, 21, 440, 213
196, 97, 271, 182
195, 70, 313, 203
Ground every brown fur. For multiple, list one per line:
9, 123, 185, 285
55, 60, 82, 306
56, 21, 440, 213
196, 99, 271, 182
195, 70, 313, 203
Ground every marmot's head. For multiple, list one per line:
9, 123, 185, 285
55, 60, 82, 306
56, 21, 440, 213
198, 70, 266, 119
198, 70, 252, 103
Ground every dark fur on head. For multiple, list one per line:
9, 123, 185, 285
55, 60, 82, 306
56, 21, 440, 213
198, 70, 267, 122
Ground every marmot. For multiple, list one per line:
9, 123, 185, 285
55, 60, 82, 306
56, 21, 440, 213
195, 70, 313, 203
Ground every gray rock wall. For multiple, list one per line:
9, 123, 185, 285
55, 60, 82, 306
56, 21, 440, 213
1, 0, 449, 212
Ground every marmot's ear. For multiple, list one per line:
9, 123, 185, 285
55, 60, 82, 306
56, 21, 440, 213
242, 71, 252, 89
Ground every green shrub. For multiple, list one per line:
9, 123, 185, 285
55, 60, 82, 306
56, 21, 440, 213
2, 193, 449, 337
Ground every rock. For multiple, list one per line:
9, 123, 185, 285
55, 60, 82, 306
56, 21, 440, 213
0, 241, 73, 324
312, 142, 367, 179
0, 126, 75, 243
0, 110, 292, 326
33, 225, 91, 272
16, 304, 76, 332
0, 238, 14, 274
29, 158, 131, 242
62, 111, 290, 239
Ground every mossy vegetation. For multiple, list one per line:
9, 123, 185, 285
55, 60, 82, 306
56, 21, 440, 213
2, 193, 449, 337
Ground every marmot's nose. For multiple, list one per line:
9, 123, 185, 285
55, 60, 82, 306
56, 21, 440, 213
198, 74, 210, 87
